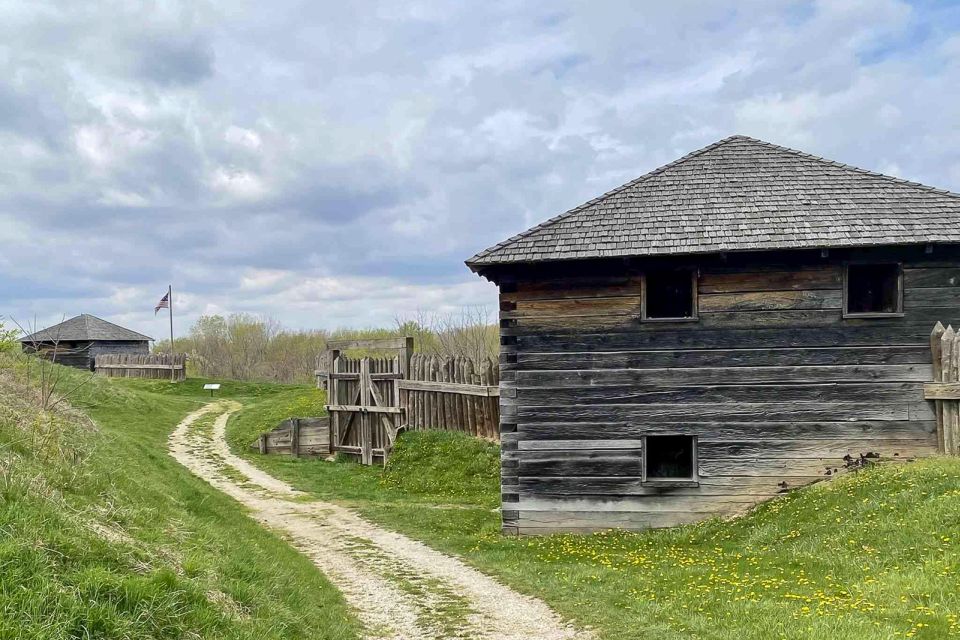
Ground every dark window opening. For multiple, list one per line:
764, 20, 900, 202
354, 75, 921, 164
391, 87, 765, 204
846, 264, 901, 315
644, 270, 696, 319
644, 435, 696, 480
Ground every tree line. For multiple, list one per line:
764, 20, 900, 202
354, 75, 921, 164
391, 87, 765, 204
155, 309, 499, 384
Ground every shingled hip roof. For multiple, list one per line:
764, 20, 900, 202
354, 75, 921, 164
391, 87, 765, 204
466, 135, 960, 268
19, 314, 153, 343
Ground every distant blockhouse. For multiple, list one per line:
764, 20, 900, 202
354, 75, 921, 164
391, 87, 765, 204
19, 314, 152, 371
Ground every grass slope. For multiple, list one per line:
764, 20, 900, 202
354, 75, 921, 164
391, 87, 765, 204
229, 384, 960, 640
0, 357, 358, 640
228, 385, 499, 507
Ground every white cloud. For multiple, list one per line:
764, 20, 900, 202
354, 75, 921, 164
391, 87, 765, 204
1, 0, 959, 335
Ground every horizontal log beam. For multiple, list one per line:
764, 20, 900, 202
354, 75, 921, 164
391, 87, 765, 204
397, 379, 500, 397
325, 404, 404, 414
95, 364, 185, 370
327, 337, 411, 351
924, 382, 960, 400
328, 372, 403, 380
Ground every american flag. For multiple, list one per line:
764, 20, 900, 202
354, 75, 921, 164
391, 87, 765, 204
155, 291, 170, 315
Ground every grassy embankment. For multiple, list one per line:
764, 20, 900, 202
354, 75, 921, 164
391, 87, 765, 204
0, 358, 358, 640
230, 383, 960, 640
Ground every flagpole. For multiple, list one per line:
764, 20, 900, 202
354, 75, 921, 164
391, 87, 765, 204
168, 284, 174, 381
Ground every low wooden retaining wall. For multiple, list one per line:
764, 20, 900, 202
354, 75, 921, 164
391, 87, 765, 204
95, 353, 187, 381
253, 417, 331, 457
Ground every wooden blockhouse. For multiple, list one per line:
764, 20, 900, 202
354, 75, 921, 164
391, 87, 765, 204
19, 314, 152, 371
467, 135, 960, 535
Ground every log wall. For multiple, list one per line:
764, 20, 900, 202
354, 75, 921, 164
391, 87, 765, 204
494, 246, 955, 534
25, 340, 149, 371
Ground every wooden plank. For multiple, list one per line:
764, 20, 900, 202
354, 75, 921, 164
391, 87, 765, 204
513, 510, 728, 532
904, 267, 960, 288
518, 402, 918, 423
696, 454, 928, 477
519, 439, 644, 451
517, 420, 938, 441
699, 290, 842, 312
326, 337, 411, 351
508, 296, 643, 318
397, 379, 500, 397
943, 327, 960, 455
923, 382, 960, 400
509, 275, 644, 300
699, 267, 841, 293
904, 288, 960, 307
518, 475, 824, 497
290, 418, 300, 458
325, 404, 404, 414
931, 322, 945, 452
510, 306, 960, 332
517, 346, 932, 370
518, 450, 643, 477
944, 326, 957, 458
698, 439, 934, 459
330, 372, 402, 380
517, 495, 759, 513
517, 364, 932, 386
518, 382, 924, 405
514, 324, 938, 351
95, 363, 185, 370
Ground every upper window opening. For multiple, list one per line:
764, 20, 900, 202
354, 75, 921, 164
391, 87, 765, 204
644, 270, 697, 320
644, 435, 697, 481
845, 264, 902, 316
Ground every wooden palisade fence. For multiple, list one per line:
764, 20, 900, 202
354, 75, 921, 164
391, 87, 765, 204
95, 353, 187, 381
317, 338, 500, 465
399, 353, 499, 439
924, 322, 960, 455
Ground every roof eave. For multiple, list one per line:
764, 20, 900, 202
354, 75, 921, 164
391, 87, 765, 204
467, 238, 959, 271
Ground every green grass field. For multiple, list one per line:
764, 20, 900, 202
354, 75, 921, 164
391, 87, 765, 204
228, 383, 960, 640
4, 359, 959, 640
0, 357, 359, 640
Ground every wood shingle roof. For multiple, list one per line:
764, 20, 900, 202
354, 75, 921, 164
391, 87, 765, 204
19, 314, 153, 343
466, 135, 960, 268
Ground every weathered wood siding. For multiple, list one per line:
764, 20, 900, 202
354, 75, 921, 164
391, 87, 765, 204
253, 417, 331, 457
496, 246, 955, 534
24, 340, 148, 371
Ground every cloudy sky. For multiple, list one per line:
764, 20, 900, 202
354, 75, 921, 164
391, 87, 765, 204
2, 0, 960, 338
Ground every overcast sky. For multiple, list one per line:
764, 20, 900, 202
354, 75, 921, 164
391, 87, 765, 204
2, 0, 960, 338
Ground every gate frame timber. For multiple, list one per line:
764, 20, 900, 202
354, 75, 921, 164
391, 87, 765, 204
324, 337, 413, 465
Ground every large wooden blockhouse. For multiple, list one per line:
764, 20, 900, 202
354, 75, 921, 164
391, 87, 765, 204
467, 135, 960, 535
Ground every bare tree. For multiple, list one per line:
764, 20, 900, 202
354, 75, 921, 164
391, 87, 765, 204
398, 307, 498, 361
11, 315, 90, 411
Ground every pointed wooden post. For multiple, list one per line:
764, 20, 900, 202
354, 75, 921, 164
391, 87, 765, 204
360, 357, 373, 466
932, 322, 946, 453
943, 326, 957, 455
952, 332, 960, 456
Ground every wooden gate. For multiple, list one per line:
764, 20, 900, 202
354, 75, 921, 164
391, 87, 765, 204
324, 338, 413, 465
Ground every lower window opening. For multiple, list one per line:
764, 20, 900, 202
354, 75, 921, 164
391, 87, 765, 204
644, 435, 697, 481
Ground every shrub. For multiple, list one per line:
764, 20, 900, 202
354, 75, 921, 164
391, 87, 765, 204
0, 318, 19, 353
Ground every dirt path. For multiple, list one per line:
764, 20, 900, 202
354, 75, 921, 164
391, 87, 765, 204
169, 401, 589, 640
